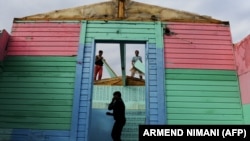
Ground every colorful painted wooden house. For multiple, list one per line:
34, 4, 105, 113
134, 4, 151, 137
0, 0, 249, 141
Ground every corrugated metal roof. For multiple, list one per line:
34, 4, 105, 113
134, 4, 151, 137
15, 0, 223, 23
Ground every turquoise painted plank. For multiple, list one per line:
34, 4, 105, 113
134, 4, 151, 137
0, 94, 72, 100
4, 67, 76, 72
0, 99, 72, 105
0, 105, 72, 111
0, 77, 75, 83
166, 80, 238, 86
166, 85, 239, 91
167, 108, 242, 114
166, 90, 240, 97
0, 88, 73, 94
86, 28, 155, 34
166, 96, 241, 103
0, 111, 71, 117
167, 120, 243, 125
166, 102, 241, 108
0, 82, 74, 88
243, 104, 250, 124
166, 68, 237, 75
168, 114, 243, 120
0, 72, 75, 77
0, 123, 70, 130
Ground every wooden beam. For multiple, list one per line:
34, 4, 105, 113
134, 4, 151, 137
118, 0, 125, 18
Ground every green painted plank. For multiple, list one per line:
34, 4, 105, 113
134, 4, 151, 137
0, 99, 72, 106
166, 102, 241, 108
166, 69, 237, 75
243, 104, 250, 124
0, 123, 70, 130
0, 111, 71, 117
166, 91, 239, 97
4, 67, 76, 72
4, 62, 75, 67
80, 21, 87, 44
87, 22, 155, 29
0, 105, 72, 111
166, 80, 238, 86
0, 117, 71, 124
166, 85, 239, 91
0, 82, 74, 88
0, 88, 74, 94
87, 33, 155, 39
0, 94, 72, 100
0, 72, 75, 77
166, 74, 237, 81
167, 108, 243, 114
155, 22, 164, 48
4, 56, 76, 62
167, 120, 243, 125
168, 114, 243, 120
0, 77, 75, 83
166, 96, 240, 103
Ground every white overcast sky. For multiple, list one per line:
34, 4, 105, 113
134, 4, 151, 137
1, 0, 250, 78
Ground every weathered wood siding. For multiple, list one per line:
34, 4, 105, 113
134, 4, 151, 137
234, 34, 250, 124
0, 29, 9, 61
165, 22, 235, 70
0, 22, 81, 141
71, 21, 165, 141
8, 22, 80, 56
0, 56, 76, 140
164, 22, 244, 124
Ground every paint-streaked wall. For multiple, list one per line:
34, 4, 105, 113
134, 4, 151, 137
0, 29, 9, 61
8, 22, 80, 56
234, 34, 250, 124
164, 22, 244, 124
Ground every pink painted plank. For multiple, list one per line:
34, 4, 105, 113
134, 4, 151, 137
234, 35, 250, 104
10, 37, 79, 42
11, 32, 79, 37
164, 22, 235, 70
165, 48, 233, 55
166, 54, 235, 60
234, 35, 250, 75
165, 38, 231, 45
12, 23, 80, 28
0, 30, 10, 60
239, 73, 250, 104
165, 43, 232, 50
7, 22, 80, 56
8, 41, 79, 47
7, 51, 76, 56
12, 27, 80, 32
8, 47, 78, 51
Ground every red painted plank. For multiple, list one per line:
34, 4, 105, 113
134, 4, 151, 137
7, 22, 80, 56
11, 32, 79, 37
165, 48, 233, 55
165, 38, 231, 45
8, 41, 79, 47
239, 73, 250, 104
167, 28, 231, 36
10, 37, 79, 42
12, 27, 80, 32
8, 47, 78, 51
164, 22, 235, 70
234, 35, 250, 104
165, 54, 235, 60
164, 34, 231, 40
7, 51, 76, 56
0, 30, 10, 61
12, 23, 80, 28
165, 43, 232, 50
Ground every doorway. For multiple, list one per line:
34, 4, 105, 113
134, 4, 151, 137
89, 42, 146, 141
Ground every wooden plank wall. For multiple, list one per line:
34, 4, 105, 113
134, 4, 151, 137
0, 22, 80, 141
71, 21, 165, 141
164, 22, 244, 124
234, 34, 250, 124
0, 29, 9, 61
8, 22, 80, 56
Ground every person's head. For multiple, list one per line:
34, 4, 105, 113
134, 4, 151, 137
98, 50, 103, 56
135, 50, 139, 56
113, 91, 121, 99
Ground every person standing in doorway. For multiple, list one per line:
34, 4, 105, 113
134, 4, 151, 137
94, 50, 104, 80
106, 91, 126, 141
130, 50, 143, 80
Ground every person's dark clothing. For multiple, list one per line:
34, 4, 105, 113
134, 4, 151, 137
95, 56, 103, 66
108, 98, 126, 141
